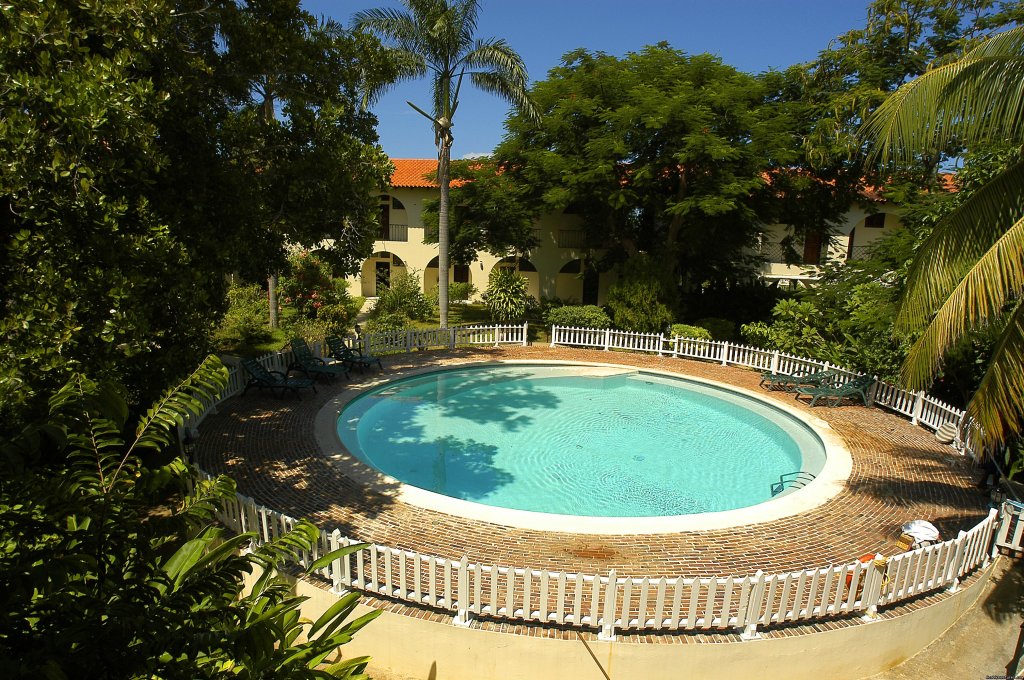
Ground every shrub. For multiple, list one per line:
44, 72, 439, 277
365, 311, 408, 332
693, 317, 736, 341
670, 323, 712, 340
372, 271, 432, 321
449, 281, 478, 303
212, 283, 271, 350
484, 268, 529, 322
606, 278, 673, 333
546, 305, 612, 329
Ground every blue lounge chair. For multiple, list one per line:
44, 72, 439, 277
240, 358, 316, 398
326, 335, 383, 372
288, 338, 350, 382
795, 374, 875, 407
759, 367, 839, 391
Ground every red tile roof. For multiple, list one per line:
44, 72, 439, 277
390, 158, 438, 188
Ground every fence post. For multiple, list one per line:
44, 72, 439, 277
449, 327, 456, 351
860, 556, 886, 621
947, 531, 969, 593
453, 556, 473, 627
910, 390, 925, 425
720, 341, 730, 366
549, 325, 557, 348
770, 350, 780, 375
598, 569, 618, 641
740, 571, 765, 640
522, 321, 529, 346
603, 328, 612, 351
329, 529, 346, 594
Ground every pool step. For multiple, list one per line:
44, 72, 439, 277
771, 471, 816, 497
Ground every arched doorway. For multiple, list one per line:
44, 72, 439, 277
360, 252, 406, 297
557, 259, 600, 305
424, 256, 473, 297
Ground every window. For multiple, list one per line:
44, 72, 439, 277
557, 229, 585, 248
864, 213, 886, 229
392, 197, 405, 210
454, 265, 470, 283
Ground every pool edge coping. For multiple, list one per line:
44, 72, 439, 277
313, 359, 853, 535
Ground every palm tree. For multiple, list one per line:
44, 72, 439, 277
353, 0, 539, 327
862, 26, 1024, 447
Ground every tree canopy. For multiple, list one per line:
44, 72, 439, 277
0, 0, 394, 432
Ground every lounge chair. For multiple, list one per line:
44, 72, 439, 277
795, 374, 875, 407
240, 357, 316, 398
325, 335, 383, 372
759, 367, 839, 391
288, 338, 350, 382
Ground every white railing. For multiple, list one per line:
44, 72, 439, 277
198, 476, 1005, 641
549, 325, 967, 442
995, 500, 1024, 553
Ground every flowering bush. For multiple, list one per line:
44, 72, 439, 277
278, 251, 350, 319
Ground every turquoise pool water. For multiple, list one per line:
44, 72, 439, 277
336, 365, 826, 517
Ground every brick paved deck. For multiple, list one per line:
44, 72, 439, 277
196, 346, 987, 581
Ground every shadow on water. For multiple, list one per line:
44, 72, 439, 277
402, 367, 563, 432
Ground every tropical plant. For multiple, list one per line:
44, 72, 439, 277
862, 25, 1024, 445
354, 0, 540, 328
484, 267, 529, 322
279, 251, 353, 319
0, 356, 379, 677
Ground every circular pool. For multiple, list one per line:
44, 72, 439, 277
334, 363, 842, 528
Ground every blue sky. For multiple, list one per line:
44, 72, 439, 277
302, 0, 869, 159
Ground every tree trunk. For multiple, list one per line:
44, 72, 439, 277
437, 136, 452, 329
268, 273, 278, 329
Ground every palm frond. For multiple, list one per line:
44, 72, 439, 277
130, 354, 228, 456
863, 25, 1024, 166
966, 301, 1024, 444
900, 211, 1024, 388
897, 158, 1024, 333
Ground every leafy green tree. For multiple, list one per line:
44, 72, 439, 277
491, 45, 797, 307
863, 24, 1024, 445
219, 0, 393, 327
354, 0, 540, 328
0, 357, 378, 677
0, 0, 391, 432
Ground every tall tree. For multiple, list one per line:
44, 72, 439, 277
353, 0, 539, 327
220, 0, 393, 328
863, 25, 1024, 446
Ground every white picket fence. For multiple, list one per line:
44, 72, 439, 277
182, 322, 1022, 639
200, 478, 1009, 640
549, 325, 966, 440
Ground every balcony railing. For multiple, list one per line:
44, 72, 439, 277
378, 223, 408, 242
556, 229, 585, 249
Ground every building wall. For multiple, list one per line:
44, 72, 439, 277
350, 184, 903, 301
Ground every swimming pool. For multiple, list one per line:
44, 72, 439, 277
336, 363, 828, 518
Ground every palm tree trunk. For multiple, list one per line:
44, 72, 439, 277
437, 136, 452, 329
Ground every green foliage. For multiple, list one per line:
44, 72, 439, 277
0, 0, 393, 434
741, 299, 839, 361
693, 317, 736, 341
365, 312, 410, 333
371, 271, 433, 324
606, 257, 676, 333
213, 283, 272, 351
670, 324, 713, 341
0, 357, 379, 677
545, 305, 613, 329
449, 281, 478, 303
484, 268, 529, 322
